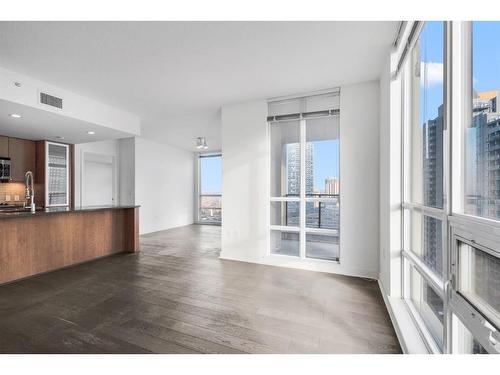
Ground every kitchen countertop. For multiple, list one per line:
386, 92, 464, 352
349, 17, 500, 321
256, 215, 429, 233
0, 204, 139, 219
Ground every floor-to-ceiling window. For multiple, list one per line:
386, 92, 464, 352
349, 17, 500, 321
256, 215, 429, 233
402, 21, 446, 353
198, 153, 222, 224
268, 90, 340, 261
399, 21, 500, 354
448, 21, 500, 354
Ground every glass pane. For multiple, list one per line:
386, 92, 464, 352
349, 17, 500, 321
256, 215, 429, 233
305, 200, 339, 230
452, 314, 489, 354
47, 143, 68, 205
458, 241, 500, 327
305, 116, 339, 197
306, 233, 339, 261
465, 22, 500, 220
409, 211, 443, 277
410, 266, 444, 350
199, 155, 222, 223
270, 230, 299, 257
410, 22, 444, 208
270, 201, 299, 227
199, 195, 221, 223
200, 155, 221, 194
270, 121, 300, 197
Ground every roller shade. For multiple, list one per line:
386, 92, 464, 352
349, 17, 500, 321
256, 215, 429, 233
267, 89, 340, 122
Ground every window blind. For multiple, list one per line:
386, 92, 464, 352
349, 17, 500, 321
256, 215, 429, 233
267, 89, 340, 122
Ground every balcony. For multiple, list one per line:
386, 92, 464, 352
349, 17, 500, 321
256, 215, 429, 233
199, 194, 222, 224
271, 194, 339, 261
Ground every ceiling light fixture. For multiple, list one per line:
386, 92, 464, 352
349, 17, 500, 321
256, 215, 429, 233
196, 137, 208, 150
54, 136, 65, 140
87, 131, 95, 135
9, 113, 22, 118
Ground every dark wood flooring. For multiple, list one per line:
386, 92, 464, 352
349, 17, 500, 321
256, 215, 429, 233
0, 224, 401, 354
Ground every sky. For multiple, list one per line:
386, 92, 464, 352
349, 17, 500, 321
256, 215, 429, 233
200, 155, 221, 194
312, 140, 339, 190
419, 21, 444, 123
421, 21, 500, 123
473, 22, 500, 93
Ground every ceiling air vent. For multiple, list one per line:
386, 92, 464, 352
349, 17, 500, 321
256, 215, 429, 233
40, 92, 63, 109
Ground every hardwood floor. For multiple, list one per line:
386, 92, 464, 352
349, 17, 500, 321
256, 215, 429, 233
0, 224, 401, 354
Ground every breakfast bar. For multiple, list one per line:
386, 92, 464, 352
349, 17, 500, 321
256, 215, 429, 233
0, 205, 139, 285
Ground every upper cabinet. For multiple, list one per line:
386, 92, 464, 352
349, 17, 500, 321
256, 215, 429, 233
0, 135, 36, 181
0, 136, 8, 157
35, 141, 72, 208
8, 138, 35, 182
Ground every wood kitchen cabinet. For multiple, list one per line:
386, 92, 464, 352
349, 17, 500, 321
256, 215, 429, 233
0, 136, 8, 157
8, 137, 35, 182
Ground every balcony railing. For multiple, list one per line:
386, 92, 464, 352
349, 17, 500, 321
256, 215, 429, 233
284, 194, 339, 230
199, 194, 222, 223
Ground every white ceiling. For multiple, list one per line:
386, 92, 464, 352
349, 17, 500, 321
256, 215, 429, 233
0, 21, 398, 151
0, 99, 135, 144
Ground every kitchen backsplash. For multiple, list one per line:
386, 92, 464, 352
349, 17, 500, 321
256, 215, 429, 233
0, 182, 27, 204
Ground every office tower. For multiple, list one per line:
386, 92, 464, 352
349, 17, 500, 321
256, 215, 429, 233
422, 104, 444, 275
470, 90, 500, 219
325, 177, 339, 195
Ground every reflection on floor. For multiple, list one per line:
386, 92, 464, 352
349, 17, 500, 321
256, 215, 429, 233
0, 225, 400, 353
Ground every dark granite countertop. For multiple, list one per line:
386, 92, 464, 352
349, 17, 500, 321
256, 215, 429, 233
0, 205, 139, 219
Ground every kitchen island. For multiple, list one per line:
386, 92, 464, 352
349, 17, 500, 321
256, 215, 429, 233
0, 205, 139, 285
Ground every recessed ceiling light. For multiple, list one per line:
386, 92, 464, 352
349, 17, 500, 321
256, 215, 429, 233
9, 113, 22, 118
87, 131, 95, 135
54, 136, 65, 140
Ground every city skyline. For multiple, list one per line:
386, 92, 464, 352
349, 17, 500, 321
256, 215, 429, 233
286, 140, 339, 230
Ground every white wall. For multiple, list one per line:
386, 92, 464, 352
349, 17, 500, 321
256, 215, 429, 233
220, 100, 269, 263
379, 58, 391, 292
134, 137, 195, 235
338, 80, 380, 277
378, 55, 403, 298
221, 80, 381, 278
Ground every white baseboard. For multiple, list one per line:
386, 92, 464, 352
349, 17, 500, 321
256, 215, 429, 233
219, 252, 378, 279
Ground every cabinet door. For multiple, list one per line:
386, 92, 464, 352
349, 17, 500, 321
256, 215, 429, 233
46, 142, 69, 206
8, 138, 36, 182
0, 136, 8, 157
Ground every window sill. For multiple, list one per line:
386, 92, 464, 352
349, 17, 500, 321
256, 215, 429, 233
378, 280, 431, 354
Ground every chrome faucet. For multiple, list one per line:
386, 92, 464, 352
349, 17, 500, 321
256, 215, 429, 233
24, 171, 35, 212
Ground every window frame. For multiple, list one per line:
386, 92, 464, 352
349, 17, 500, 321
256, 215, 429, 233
268, 102, 341, 263
400, 21, 449, 353
399, 20, 500, 354
446, 21, 500, 354
196, 152, 222, 225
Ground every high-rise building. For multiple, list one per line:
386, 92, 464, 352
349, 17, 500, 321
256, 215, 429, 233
285, 142, 314, 197
325, 177, 339, 195
468, 90, 500, 219
284, 142, 339, 230
285, 142, 314, 226
422, 104, 444, 275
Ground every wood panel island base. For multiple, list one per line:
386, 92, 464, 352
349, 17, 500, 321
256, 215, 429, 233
0, 206, 139, 285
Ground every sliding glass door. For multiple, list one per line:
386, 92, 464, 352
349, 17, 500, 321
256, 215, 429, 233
268, 91, 340, 262
198, 153, 222, 224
